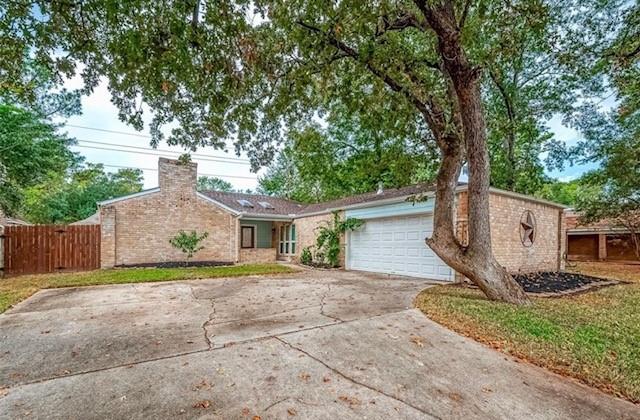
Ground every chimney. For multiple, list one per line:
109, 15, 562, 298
158, 158, 197, 196
376, 181, 384, 195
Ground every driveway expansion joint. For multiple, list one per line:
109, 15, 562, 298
274, 335, 442, 420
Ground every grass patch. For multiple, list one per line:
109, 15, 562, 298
0, 263, 297, 313
415, 262, 640, 402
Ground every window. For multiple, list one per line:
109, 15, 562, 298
237, 199, 254, 208
278, 224, 296, 255
241, 226, 255, 248
258, 201, 274, 209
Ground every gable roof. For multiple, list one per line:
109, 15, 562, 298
200, 182, 443, 217
199, 191, 306, 216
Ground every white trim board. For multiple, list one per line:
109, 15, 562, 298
98, 188, 161, 206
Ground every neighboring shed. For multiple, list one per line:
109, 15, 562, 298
565, 210, 638, 262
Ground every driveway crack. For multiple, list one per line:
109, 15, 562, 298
201, 299, 216, 349
274, 336, 442, 420
320, 283, 343, 322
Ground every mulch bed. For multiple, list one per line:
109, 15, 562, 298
513, 271, 621, 295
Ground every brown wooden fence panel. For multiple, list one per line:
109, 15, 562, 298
2, 225, 100, 276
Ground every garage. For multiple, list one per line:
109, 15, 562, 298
346, 213, 453, 281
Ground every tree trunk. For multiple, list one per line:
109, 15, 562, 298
421, 4, 530, 305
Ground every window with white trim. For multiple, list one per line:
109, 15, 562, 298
278, 224, 296, 255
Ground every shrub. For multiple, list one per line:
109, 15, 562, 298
300, 246, 313, 265
315, 212, 363, 267
169, 230, 209, 260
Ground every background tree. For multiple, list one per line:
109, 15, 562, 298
534, 179, 583, 206
0, 0, 625, 304
259, 123, 437, 202
23, 164, 143, 224
569, 3, 640, 258
197, 176, 235, 192
0, 104, 79, 216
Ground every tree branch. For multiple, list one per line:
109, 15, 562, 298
297, 20, 443, 138
376, 13, 421, 37
458, 0, 472, 29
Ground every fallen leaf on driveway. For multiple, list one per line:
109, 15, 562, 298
193, 400, 211, 409
0, 387, 9, 398
481, 386, 493, 393
299, 372, 311, 382
338, 395, 361, 407
193, 379, 212, 391
252, 416, 261, 420
287, 408, 297, 416
409, 334, 424, 347
448, 392, 463, 402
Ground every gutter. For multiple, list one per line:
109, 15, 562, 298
239, 213, 295, 221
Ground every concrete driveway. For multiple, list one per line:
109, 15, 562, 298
0, 270, 637, 419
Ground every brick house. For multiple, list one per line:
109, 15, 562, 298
565, 210, 638, 262
98, 158, 566, 280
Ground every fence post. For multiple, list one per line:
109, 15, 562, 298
0, 225, 4, 278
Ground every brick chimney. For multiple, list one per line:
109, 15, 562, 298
158, 158, 197, 196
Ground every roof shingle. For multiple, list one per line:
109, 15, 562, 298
199, 182, 441, 217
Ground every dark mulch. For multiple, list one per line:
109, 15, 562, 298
115, 261, 233, 269
513, 271, 618, 294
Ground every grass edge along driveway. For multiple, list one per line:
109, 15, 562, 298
415, 262, 640, 403
0, 263, 297, 314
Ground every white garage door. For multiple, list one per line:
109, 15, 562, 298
347, 214, 453, 281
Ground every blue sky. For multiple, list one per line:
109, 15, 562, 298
59, 77, 598, 190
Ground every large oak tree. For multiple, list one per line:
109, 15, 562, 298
0, 0, 626, 303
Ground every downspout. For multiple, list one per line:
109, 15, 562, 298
234, 215, 241, 263
557, 209, 564, 270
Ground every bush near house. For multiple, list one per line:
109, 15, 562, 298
169, 230, 209, 260
415, 262, 640, 403
311, 212, 363, 268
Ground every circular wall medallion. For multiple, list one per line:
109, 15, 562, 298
520, 210, 536, 247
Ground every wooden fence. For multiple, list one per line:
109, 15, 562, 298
1, 225, 100, 276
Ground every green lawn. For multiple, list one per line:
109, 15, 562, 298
0, 263, 297, 313
415, 262, 640, 403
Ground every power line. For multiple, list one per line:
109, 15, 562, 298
66, 124, 153, 138
73, 140, 250, 165
64, 123, 251, 162
100, 163, 257, 181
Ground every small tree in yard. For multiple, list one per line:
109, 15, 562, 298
315, 212, 363, 268
169, 231, 209, 261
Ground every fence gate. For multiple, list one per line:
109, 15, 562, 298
2, 225, 100, 276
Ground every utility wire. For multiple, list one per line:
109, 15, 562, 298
65, 124, 154, 138
75, 139, 249, 162
73, 141, 250, 165
100, 163, 257, 181
65, 124, 251, 162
